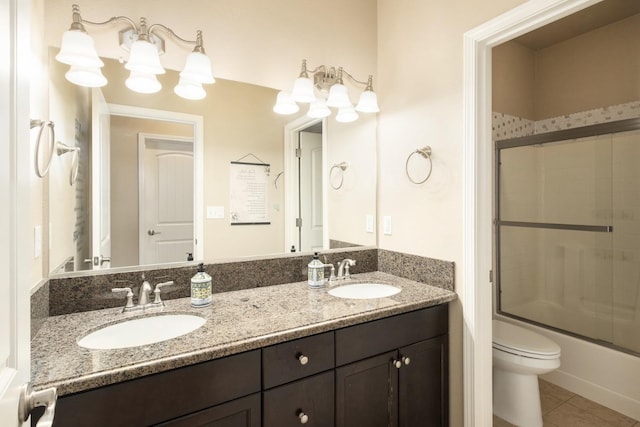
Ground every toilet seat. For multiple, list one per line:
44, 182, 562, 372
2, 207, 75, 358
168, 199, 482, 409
493, 320, 561, 360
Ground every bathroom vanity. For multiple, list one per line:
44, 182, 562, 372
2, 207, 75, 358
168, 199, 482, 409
31, 272, 455, 426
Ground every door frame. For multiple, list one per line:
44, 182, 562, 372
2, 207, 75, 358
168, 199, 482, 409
462, 0, 602, 425
107, 104, 205, 261
138, 133, 194, 264
0, 0, 32, 422
283, 116, 328, 253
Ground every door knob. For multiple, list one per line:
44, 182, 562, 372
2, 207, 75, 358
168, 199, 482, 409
148, 229, 162, 236
19, 383, 57, 427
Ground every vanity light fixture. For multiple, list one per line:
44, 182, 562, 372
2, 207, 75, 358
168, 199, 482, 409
56, 4, 215, 100
273, 59, 380, 123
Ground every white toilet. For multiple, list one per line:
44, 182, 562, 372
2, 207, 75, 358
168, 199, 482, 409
492, 320, 561, 427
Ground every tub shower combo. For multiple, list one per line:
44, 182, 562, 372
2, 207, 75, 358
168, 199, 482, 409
496, 118, 640, 357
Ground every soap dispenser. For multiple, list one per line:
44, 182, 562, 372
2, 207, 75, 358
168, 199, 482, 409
307, 252, 325, 288
191, 263, 212, 307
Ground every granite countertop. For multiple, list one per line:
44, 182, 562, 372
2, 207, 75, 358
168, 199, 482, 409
32, 271, 457, 396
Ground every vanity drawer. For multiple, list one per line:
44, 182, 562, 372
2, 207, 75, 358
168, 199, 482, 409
50, 350, 261, 427
335, 305, 448, 366
262, 331, 334, 389
263, 371, 334, 427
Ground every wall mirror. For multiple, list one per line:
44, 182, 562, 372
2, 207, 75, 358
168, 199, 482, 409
47, 51, 377, 275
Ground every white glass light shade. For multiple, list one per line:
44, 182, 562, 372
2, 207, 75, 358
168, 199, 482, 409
125, 40, 165, 75
307, 98, 331, 119
174, 77, 206, 100
56, 30, 104, 68
336, 105, 359, 123
65, 65, 107, 88
125, 71, 162, 94
355, 90, 380, 113
273, 91, 300, 115
326, 83, 351, 108
291, 77, 315, 103
180, 51, 215, 84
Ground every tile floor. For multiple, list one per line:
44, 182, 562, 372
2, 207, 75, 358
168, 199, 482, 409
493, 379, 640, 427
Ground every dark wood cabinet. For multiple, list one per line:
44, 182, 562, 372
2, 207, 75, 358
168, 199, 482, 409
156, 393, 261, 427
263, 371, 334, 427
41, 305, 448, 427
335, 351, 399, 427
49, 350, 261, 427
335, 305, 449, 427
399, 336, 449, 427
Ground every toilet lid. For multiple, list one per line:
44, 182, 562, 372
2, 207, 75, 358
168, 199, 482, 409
493, 320, 561, 359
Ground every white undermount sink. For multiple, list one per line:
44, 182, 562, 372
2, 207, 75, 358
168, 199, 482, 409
328, 283, 401, 300
78, 314, 206, 350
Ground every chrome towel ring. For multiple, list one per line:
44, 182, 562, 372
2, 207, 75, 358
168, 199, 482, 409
330, 162, 349, 190
31, 119, 56, 178
405, 146, 433, 184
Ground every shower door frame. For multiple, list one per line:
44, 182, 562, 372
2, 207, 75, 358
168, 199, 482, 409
495, 117, 640, 356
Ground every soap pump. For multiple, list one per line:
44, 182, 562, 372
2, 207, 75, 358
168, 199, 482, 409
307, 252, 325, 288
191, 263, 212, 307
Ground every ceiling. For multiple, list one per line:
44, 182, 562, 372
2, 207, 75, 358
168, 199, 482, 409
514, 0, 640, 50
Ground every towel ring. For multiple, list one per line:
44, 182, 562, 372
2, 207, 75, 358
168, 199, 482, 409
57, 142, 81, 185
330, 162, 348, 190
31, 119, 56, 178
405, 146, 433, 184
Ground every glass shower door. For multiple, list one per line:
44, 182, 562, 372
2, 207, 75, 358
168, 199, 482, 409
497, 133, 614, 345
611, 129, 640, 354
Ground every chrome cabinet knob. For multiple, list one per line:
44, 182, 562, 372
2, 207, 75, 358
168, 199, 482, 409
298, 411, 309, 424
147, 229, 162, 236
402, 356, 411, 366
297, 353, 309, 365
393, 359, 402, 369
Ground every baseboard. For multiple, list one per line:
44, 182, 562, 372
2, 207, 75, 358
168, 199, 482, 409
542, 370, 640, 421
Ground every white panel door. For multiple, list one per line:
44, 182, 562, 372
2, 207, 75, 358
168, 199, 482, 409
90, 89, 111, 269
299, 131, 324, 252
140, 136, 194, 265
0, 0, 37, 424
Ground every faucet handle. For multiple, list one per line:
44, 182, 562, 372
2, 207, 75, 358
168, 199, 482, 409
153, 281, 174, 305
112, 287, 134, 310
326, 264, 336, 282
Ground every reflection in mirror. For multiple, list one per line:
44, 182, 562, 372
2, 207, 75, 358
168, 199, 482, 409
48, 49, 377, 276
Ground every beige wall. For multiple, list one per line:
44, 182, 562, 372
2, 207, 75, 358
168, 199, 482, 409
535, 14, 640, 119
494, 13, 640, 120
377, 1, 527, 425
492, 41, 536, 120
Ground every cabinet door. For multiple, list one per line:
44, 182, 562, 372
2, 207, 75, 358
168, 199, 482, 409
335, 351, 398, 427
263, 370, 334, 427
156, 393, 261, 427
398, 335, 448, 427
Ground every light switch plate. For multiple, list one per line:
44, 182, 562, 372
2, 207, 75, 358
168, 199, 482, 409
365, 214, 375, 233
383, 216, 392, 235
206, 206, 225, 219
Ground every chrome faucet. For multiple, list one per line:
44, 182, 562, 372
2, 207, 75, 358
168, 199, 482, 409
336, 258, 356, 280
112, 274, 174, 312
138, 275, 153, 306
